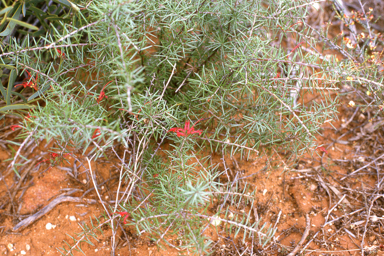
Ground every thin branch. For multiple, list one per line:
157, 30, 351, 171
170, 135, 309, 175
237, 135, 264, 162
7, 129, 35, 174
0, 43, 95, 59
341, 152, 384, 180
288, 214, 311, 256
258, 84, 314, 138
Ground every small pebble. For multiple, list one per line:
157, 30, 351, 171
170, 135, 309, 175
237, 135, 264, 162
262, 189, 267, 196
7, 243, 13, 251
69, 216, 77, 221
211, 217, 221, 226
46, 223, 56, 230
26, 244, 30, 251
21, 250, 26, 255
309, 184, 317, 191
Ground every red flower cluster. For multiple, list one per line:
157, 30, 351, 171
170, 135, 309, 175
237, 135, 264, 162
97, 80, 113, 103
15, 70, 38, 90
10, 125, 21, 131
92, 128, 101, 139
56, 49, 65, 57
36, 152, 71, 167
25, 113, 36, 121
116, 211, 130, 224
317, 146, 328, 154
168, 119, 203, 137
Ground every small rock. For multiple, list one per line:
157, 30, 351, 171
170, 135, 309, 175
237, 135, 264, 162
358, 113, 366, 122
309, 184, 317, 191
371, 215, 378, 222
262, 189, 267, 196
69, 216, 77, 221
46, 223, 56, 230
26, 244, 30, 251
82, 179, 87, 184
7, 243, 13, 251
20, 250, 26, 255
211, 217, 221, 226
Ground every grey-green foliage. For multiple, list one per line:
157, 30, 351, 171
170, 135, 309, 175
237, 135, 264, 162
2, 0, 339, 155
1, 0, 346, 253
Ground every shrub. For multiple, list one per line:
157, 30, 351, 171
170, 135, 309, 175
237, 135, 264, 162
4, 0, 380, 254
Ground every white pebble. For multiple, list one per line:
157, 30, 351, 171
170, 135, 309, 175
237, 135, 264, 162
211, 217, 221, 226
26, 244, 30, 251
46, 223, 56, 230
262, 189, 267, 196
21, 250, 26, 255
69, 216, 77, 221
7, 244, 13, 251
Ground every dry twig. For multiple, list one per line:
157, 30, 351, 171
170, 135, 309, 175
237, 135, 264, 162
288, 214, 311, 256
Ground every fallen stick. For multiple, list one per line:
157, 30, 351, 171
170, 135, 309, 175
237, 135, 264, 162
287, 214, 311, 256
13, 196, 85, 231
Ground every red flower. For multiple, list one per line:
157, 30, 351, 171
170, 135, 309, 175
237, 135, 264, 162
56, 49, 65, 57
36, 159, 49, 166
10, 125, 21, 131
25, 113, 36, 121
317, 146, 328, 154
116, 211, 130, 224
15, 70, 38, 91
92, 128, 101, 139
51, 153, 59, 158
291, 42, 304, 53
97, 81, 113, 103
168, 119, 203, 137
153, 174, 159, 178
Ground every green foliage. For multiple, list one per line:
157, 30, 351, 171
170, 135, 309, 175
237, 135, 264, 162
0, 0, 79, 37
0, 69, 36, 120
4, 0, 382, 254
